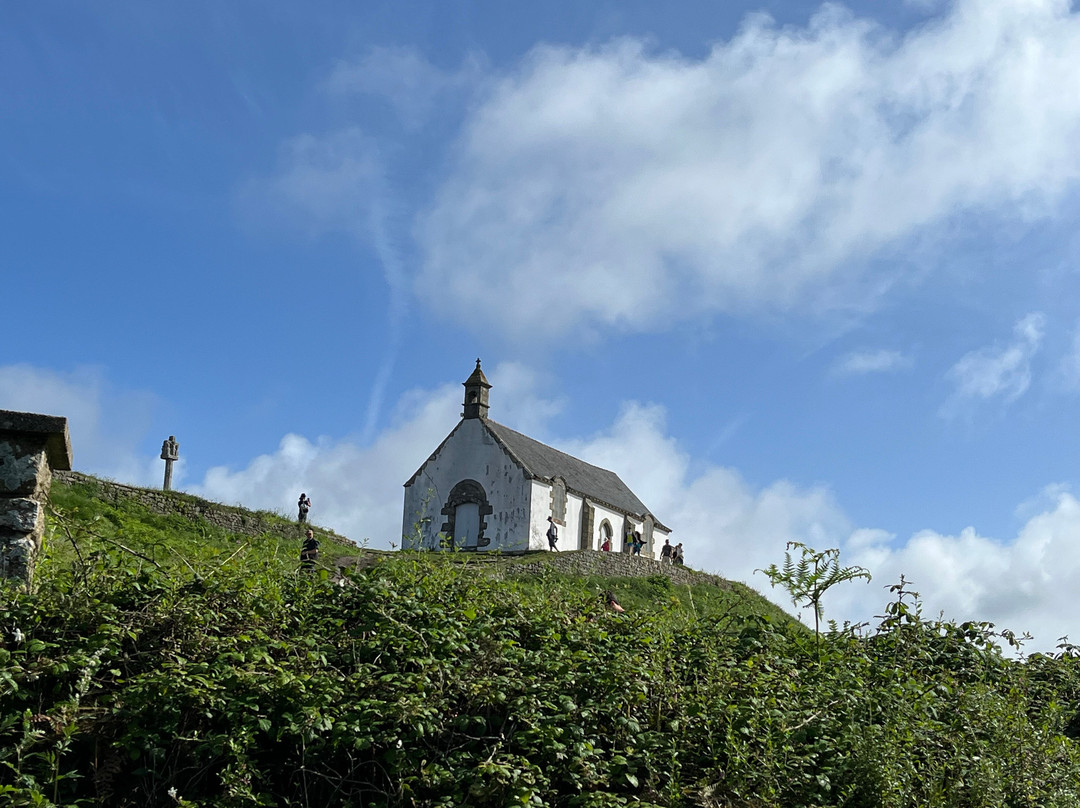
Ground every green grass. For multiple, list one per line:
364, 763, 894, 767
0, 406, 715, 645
45, 479, 304, 577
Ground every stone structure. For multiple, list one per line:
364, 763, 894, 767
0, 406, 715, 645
53, 471, 354, 548
0, 409, 72, 584
160, 435, 179, 491
504, 548, 725, 589
402, 360, 671, 556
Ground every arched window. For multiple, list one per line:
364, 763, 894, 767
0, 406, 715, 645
439, 479, 493, 551
599, 519, 613, 550
550, 477, 567, 523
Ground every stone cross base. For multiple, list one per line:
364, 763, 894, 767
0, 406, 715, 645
0, 411, 71, 585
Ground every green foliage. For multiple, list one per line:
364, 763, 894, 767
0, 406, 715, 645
756, 541, 872, 639
1, 487, 1079, 806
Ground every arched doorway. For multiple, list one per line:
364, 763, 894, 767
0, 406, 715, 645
439, 479, 493, 550
599, 519, 613, 551
454, 502, 480, 548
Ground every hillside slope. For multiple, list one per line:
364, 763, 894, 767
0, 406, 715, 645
1, 477, 1079, 807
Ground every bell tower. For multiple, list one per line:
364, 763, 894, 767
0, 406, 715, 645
462, 358, 491, 420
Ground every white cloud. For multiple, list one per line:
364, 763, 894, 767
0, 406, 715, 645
560, 402, 856, 586
192, 383, 460, 548
0, 364, 160, 485
942, 311, 1045, 413
565, 402, 1080, 652
1059, 323, 1080, 391
324, 46, 484, 129
418, 0, 1080, 338
832, 348, 912, 376
238, 127, 385, 239
470, 390, 1077, 656
827, 488, 1080, 653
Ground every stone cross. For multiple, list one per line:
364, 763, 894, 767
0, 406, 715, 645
0, 409, 71, 585
160, 435, 179, 491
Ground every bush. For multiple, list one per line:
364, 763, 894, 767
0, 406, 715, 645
2, 491, 1079, 806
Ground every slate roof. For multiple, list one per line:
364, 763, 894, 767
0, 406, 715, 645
484, 419, 669, 531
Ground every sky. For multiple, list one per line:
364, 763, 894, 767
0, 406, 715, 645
4, 0, 1080, 652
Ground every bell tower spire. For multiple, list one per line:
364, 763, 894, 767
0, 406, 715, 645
462, 358, 491, 420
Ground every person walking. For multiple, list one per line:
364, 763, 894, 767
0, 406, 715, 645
660, 538, 673, 565
546, 516, 560, 551
297, 493, 312, 523
673, 542, 685, 566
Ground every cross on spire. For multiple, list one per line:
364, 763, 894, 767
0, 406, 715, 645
463, 359, 491, 419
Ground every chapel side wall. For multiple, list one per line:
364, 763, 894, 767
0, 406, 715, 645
403, 419, 533, 552
528, 479, 551, 551
651, 526, 670, 559
586, 505, 655, 559
592, 502, 626, 552
565, 493, 584, 551
529, 487, 586, 551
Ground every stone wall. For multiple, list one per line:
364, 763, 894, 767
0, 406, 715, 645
504, 548, 729, 589
53, 471, 354, 547
1, 411, 71, 584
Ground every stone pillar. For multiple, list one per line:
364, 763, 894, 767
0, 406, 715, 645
0, 410, 72, 585
579, 500, 594, 551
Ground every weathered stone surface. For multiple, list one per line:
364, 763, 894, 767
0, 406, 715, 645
0, 443, 48, 496
504, 548, 727, 588
0, 410, 72, 586
0, 533, 39, 581
0, 409, 71, 470
0, 498, 42, 533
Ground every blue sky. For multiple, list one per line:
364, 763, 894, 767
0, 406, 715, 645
5, 0, 1080, 650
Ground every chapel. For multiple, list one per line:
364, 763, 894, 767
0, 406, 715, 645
402, 360, 671, 556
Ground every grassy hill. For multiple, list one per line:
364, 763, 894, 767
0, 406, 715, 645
2, 476, 1080, 807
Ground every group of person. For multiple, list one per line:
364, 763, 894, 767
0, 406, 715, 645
548, 516, 685, 566
595, 531, 642, 554
297, 492, 319, 569
659, 538, 685, 566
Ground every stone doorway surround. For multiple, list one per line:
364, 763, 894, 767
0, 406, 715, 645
0, 410, 71, 585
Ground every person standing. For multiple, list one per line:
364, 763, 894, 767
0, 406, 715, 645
546, 516, 559, 552
297, 493, 312, 523
300, 529, 320, 569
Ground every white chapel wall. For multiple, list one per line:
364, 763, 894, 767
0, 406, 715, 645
592, 502, 626, 553
528, 479, 551, 551
528, 481, 586, 551
564, 493, 584, 550
402, 419, 533, 551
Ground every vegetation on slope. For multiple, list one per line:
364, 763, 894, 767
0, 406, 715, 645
1, 480, 1080, 807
